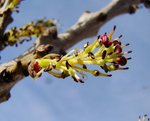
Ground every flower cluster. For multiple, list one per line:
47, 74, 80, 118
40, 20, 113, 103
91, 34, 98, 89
3, 19, 55, 46
31, 26, 131, 83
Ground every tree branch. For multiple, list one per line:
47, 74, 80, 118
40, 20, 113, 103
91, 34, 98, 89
56, 0, 141, 50
0, 0, 145, 103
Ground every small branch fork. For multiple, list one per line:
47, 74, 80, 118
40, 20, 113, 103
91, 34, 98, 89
0, 0, 148, 103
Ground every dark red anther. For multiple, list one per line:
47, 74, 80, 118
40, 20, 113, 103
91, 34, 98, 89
33, 61, 41, 73
113, 40, 121, 46
105, 41, 112, 48
100, 33, 112, 48
101, 33, 109, 44
114, 45, 122, 54
101, 33, 108, 42
116, 56, 127, 66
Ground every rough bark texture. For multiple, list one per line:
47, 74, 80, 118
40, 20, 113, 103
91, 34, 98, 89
0, 0, 146, 103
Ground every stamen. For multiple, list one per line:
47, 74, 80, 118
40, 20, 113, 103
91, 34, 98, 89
88, 52, 95, 59
103, 64, 109, 73
114, 45, 122, 54
127, 57, 132, 60
117, 67, 129, 70
113, 25, 116, 31
124, 51, 132, 55
84, 42, 89, 49
44, 64, 52, 72
102, 50, 107, 59
119, 35, 123, 38
74, 51, 78, 56
97, 35, 101, 39
66, 60, 72, 69
83, 64, 87, 69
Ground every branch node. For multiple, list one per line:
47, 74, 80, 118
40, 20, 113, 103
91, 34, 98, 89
129, 4, 137, 14
97, 13, 107, 22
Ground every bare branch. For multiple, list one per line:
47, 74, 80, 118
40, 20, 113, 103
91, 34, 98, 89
56, 0, 141, 50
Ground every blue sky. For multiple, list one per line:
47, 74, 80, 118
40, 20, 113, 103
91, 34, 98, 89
0, 0, 150, 121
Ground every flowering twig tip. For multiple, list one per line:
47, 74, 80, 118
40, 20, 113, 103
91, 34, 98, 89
29, 26, 131, 83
